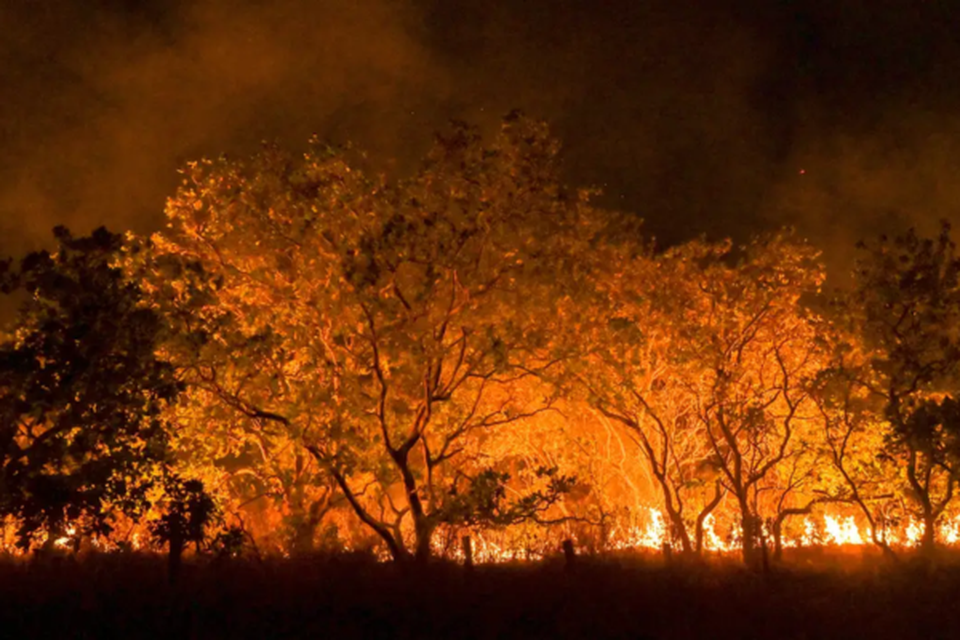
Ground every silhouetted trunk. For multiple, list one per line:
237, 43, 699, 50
168, 527, 184, 584
461, 536, 474, 569
905, 444, 942, 558
289, 498, 332, 555
864, 516, 898, 562
325, 465, 406, 561
290, 522, 315, 555
759, 524, 770, 575
392, 444, 434, 565
739, 505, 759, 567
562, 539, 576, 571
772, 507, 813, 562
662, 542, 673, 564
920, 510, 937, 556
772, 519, 783, 562
660, 494, 692, 556
693, 482, 724, 555
413, 517, 436, 565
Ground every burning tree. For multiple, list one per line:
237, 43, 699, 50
832, 223, 960, 556
576, 234, 829, 563
654, 235, 829, 565
574, 241, 726, 558
813, 344, 901, 558
141, 115, 588, 562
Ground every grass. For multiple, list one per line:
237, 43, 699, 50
1, 549, 959, 638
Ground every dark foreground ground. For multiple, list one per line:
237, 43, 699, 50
1, 550, 959, 639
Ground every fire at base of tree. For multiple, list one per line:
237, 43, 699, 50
3, 114, 960, 573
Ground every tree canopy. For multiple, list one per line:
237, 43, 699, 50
1, 116, 958, 565
0, 227, 181, 547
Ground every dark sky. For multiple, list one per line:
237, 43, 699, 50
3, 0, 960, 278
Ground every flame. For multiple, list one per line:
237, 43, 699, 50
941, 519, 960, 545
5, 507, 960, 563
702, 513, 725, 551
430, 509, 960, 563
822, 515, 864, 546
904, 520, 924, 547
53, 526, 77, 549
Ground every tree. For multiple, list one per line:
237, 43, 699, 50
575, 233, 828, 564
684, 234, 827, 566
0, 227, 181, 548
150, 474, 218, 580
167, 378, 345, 555
835, 222, 960, 555
574, 242, 726, 558
141, 115, 584, 562
812, 345, 901, 559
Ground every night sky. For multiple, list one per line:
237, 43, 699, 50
3, 0, 960, 278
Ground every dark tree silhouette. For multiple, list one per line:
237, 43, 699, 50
839, 222, 960, 555
150, 474, 218, 581
0, 226, 181, 548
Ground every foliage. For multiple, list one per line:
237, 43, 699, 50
149, 475, 218, 553
0, 227, 181, 548
575, 231, 831, 563
439, 466, 576, 528
3, 120, 958, 568
138, 114, 592, 562
833, 222, 960, 553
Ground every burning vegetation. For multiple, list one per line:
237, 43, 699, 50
2, 114, 960, 569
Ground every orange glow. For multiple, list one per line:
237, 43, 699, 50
6, 508, 960, 562
422, 508, 960, 563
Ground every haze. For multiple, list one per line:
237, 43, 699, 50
2, 0, 959, 278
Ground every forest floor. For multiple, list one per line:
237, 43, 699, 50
0, 548, 958, 639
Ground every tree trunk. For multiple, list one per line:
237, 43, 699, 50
289, 509, 317, 555
694, 482, 724, 555
325, 464, 406, 562
393, 447, 434, 565
739, 507, 758, 567
906, 450, 937, 557
413, 515, 436, 565
662, 501, 692, 556
562, 539, 576, 571
772, 519, 783, 563
758, 522, 770, 575
461, 536, 474, 569
864, 517, 898, 562
920, 510, 937, 557
772, 507, 812, 563
168, 527, 184, 584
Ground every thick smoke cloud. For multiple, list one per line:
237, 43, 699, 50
421, 0, 960, 270
0, 0, 446, 252
763, 113, 960, 280
2, 0, 960, 285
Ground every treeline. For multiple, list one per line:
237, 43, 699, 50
2, 114, 959, 567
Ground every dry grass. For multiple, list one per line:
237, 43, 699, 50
1, 549, 958, 638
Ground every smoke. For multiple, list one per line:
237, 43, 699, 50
0, 0, 447, 254
2, 0, 960, 285
415, 1, 790, 246
762, 110, 960, 284
753, 0, 960, 281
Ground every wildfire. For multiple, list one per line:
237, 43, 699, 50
7, 508, 960, 563
607, 508, 669, 552
429, 508, 960, 563
821, 515, 864, 546
53, 526, 77, 549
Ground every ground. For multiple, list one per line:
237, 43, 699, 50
1, 550, 958, 639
